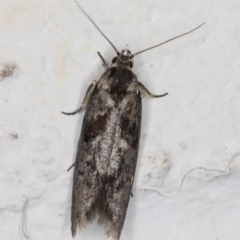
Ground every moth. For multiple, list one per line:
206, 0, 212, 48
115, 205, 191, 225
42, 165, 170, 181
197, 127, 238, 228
63, 1, 204, 239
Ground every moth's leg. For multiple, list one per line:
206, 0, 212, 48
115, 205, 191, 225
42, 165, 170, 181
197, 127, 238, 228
98, 52, 109, 70
138, 82, 168, 99
62, 81, 96, 115
67, 162, 75, 172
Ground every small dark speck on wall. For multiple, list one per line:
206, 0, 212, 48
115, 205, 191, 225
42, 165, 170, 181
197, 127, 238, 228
0, 63, 17, 80
10, 133, 19, 140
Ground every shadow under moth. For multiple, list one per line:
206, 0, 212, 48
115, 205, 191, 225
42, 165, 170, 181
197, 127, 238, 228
63, 1, 204, 239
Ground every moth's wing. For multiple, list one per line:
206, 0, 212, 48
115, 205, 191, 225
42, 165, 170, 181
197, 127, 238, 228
71, 83, 112, 236
100, 91, 142, 240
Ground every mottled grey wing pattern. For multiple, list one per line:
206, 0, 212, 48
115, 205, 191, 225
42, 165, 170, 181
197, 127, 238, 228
71, 67, 142, 240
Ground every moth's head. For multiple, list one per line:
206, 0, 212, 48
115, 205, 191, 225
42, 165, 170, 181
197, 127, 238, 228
112, 49, 133, 68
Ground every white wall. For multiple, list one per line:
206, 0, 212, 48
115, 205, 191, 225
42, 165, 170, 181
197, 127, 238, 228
0, 0, 240, 239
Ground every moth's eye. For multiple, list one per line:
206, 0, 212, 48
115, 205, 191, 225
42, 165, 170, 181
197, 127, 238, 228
129, 61, 133, 68
112, 57, 117, 63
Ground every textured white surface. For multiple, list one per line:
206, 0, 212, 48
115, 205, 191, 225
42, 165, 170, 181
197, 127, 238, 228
0, 0, 240, 240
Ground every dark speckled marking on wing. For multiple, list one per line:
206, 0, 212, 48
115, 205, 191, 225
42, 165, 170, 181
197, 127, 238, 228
71, 67, 142, 240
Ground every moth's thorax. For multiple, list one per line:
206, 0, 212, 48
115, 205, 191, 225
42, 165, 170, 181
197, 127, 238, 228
111, 49, 133, 69
99, 66, 138, 102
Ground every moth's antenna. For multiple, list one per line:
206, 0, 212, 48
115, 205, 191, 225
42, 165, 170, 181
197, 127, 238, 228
73, 0, 119, 54
132, 22, 205, 57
